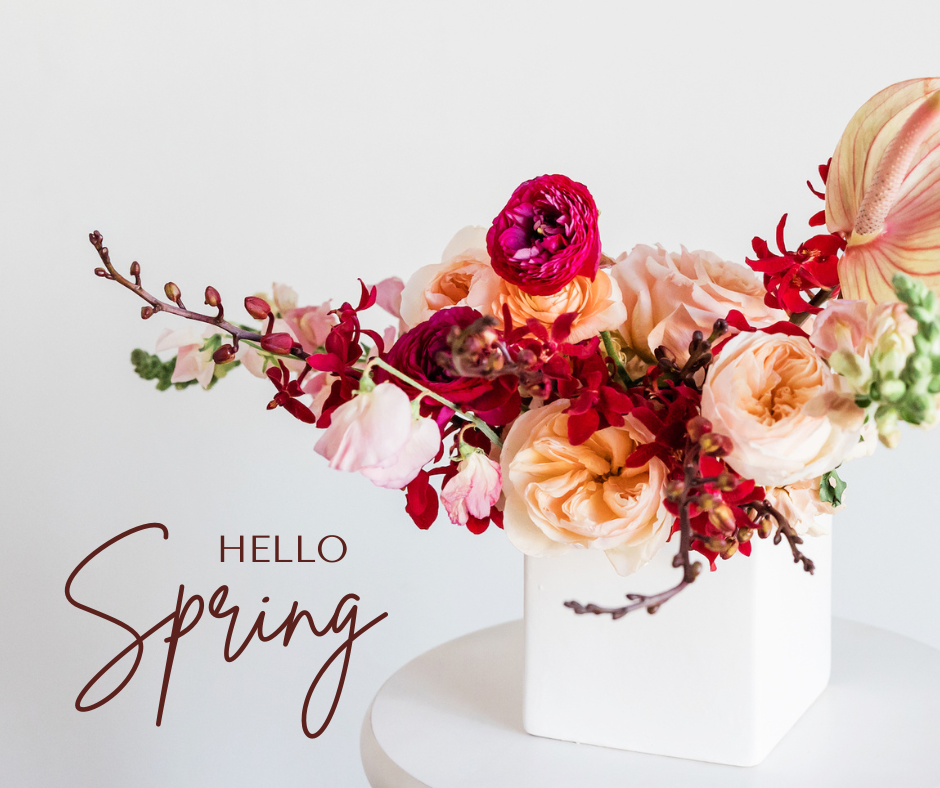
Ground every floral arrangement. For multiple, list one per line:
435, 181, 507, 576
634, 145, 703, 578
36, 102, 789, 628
92, 78, 940, 619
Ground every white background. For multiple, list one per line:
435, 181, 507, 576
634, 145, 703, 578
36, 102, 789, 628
2, 1, 940, 785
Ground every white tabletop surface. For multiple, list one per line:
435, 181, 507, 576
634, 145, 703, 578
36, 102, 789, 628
361, 618, 940, 787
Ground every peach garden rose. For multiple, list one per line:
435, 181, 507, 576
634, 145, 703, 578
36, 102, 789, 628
611, 244, 784, 362
399, 226, 503, 329
501, 399, 670, 576
492, 270, 627, 344
701, 331, 866, 487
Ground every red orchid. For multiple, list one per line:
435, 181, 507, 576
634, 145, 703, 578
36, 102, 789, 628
746, 213, 844, 315
265, 362, 316, 424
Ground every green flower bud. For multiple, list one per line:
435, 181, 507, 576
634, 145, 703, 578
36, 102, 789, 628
881, 379, 907, 402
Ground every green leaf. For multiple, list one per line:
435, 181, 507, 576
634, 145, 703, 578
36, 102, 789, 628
819, 470, 847, 507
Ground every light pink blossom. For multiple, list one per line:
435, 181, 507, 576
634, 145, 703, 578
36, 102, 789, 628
156, 327, 252, 389
314, 382, 414, 472
441, 451, 502, 525
285, 302, 337, 353
361, 417, 441, 489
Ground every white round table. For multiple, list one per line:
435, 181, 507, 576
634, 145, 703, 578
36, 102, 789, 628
361, 618, 940, 787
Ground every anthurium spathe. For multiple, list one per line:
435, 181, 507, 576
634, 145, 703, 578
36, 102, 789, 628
826, 78, 940, 303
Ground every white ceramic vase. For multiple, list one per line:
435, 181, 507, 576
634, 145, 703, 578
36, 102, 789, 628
522, 521, 832, 767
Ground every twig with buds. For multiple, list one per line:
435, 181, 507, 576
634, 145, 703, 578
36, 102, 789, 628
748, 500, 815, 574
564, 440, 706, 619
90, 231, 308, 363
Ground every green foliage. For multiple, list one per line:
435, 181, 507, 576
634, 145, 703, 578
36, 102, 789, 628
819, 470, 847, 507
130, 349, 194, 391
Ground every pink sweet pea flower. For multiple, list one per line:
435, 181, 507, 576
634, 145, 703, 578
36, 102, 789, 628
372, 277, 405, 319
284, 302, 337, 353
315, 382, 414, 471
314, 381, 440, 488
361, 416, 441, 489
156, 326, 254, 389
440, 450, 502, 525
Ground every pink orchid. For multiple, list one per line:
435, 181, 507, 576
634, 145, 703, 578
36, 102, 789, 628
440, 450, 502, 525
272, 282, 299, 315
826, 78, 940, 303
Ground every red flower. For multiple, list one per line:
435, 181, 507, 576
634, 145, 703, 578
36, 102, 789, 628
379, 307, 520, 426
487, 174, 601, 296
265, 362, 316, 424
747, 214, 844, 315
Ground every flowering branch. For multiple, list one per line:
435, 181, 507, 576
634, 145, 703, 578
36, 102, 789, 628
89, 231, 309, 361
748, 500, 815, 574
564, 442, 705, 619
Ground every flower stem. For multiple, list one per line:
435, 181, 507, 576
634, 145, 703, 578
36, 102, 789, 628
371, 357, 503, 449
601, 330, 633, 388
790, 288, 833, 327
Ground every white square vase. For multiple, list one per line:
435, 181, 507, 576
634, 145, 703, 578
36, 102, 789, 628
523, 522, 831, 767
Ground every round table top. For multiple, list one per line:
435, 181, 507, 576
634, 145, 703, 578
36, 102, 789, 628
361, 618, 940, 787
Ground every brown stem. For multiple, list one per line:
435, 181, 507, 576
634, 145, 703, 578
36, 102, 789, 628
750, 499, 815, 574
90, 232, 310, 362
790, 288, 833, 328
564, 444, 703, 619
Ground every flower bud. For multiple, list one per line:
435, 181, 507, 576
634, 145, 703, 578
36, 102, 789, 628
664, 480, 685, 503
164, 281, 181, 302
715, 471, 737, 492
737, 527, 753, 543
719, 539, 738, 559
260, 332, 294, 355
141, 306, 154, 319
213, 344, 237, 364
708, 503, 737, 534
686, 416, 712, 443
130, 261, 140, 278
700, 432, 733, 457
880, 379, 907, 402
245, 296, 272, 320
758, 516, 773, 538
205, 286, 221, 308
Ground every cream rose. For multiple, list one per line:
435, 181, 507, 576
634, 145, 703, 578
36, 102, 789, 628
701, 331, 866, 487
501, 399, 671, 576
492, 270, 627, 344
399, 226, 503, 328
766, 477, 842, 537
611, 244, 784, 361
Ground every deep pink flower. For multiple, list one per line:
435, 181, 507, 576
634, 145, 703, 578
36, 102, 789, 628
486, 174, 601, 296
440, 451, 502, 525
379, 306, 520, 426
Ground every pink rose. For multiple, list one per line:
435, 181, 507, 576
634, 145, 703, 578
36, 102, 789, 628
487, 175, 601, 296
399, 226, 503, 328
492, 270, 627, 344
701, 332, 866, 487
501, 399, 671, 576
440, 450, 502, 525
611, 244, 784, 362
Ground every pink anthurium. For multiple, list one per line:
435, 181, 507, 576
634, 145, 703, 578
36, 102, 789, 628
826, 78, 940, 303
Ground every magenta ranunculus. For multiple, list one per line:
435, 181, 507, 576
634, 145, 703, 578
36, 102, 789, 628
486, 174, 601, 296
